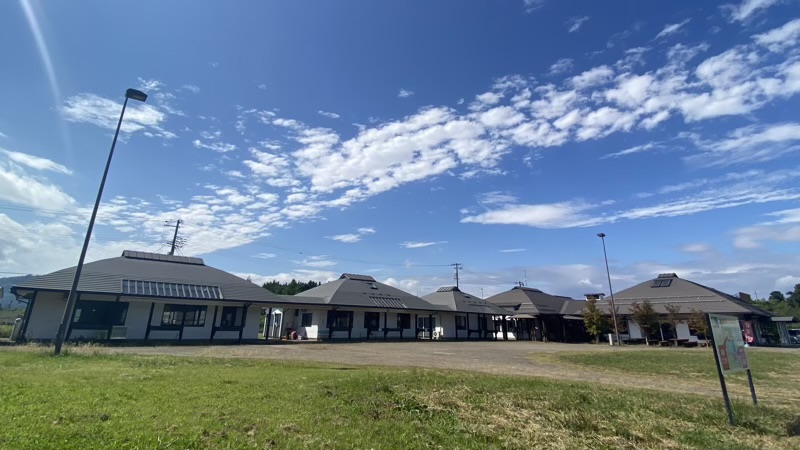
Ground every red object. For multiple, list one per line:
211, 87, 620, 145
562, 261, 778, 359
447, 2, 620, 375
290, 330, 298, 340
718, 345, 730, 370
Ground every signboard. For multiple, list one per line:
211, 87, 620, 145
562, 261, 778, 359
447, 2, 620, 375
709, 314, 749, 374
742, 320, 755, 345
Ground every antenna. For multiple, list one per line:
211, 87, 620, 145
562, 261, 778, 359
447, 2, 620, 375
523, 270, 527, 287
450, 263, 463, 288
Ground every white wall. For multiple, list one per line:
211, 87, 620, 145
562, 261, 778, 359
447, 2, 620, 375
24, 291, 66, 340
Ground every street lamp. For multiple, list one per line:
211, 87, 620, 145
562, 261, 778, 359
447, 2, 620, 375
597, 232, 622, 346
53, 88, 148, 355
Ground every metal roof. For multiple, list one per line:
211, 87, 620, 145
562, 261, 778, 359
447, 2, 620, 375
12, 250, 283, 304
422, 286, 515, 315
284, 274, 449, 311
485, 286, 576, 316
600, 274, 773, 317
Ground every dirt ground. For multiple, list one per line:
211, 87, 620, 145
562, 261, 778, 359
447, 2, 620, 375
79, 341, 794, 398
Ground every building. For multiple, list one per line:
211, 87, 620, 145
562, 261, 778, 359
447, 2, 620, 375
275, 274, 456, 340
421, 286, 514, 339
485, 286, 589, 342
11, 251, 281, 343
599, 273, 795, 346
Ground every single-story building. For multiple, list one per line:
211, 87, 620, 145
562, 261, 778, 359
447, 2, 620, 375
421, 286, 515, 339
11, 250, 280, 343
275, 273, 457, 340
595, 273, 796, 346
485, 286, 590, 342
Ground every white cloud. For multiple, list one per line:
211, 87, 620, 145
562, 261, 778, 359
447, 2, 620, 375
193, 139, 237, 153
0, 131, 7, 138
293, 256, 337, 268
733, 207, 800, 249
137, 78, 163, 91
566, 16, 589, 33
1, 148, 72, 174
723, 0, 780, 22
253, 253, 276, 259
241, 269, 337, 286
753, 18, 800, 52
681, 243, 712, 253
400, 241, 447, 249
327, 233, 361, 243
357, 227, 376, 234
478, 191, 519, 205
182, 84, 201, 93
318, 110, 341, 119
686, 123, 800, 166
61, 93, 168, 134
0, 158, 76, 210
462, 201, 596, 228
258, 84, 267, 90
570, 65, 614, 89
500, 248, 526, 253
548, 58, 574, 76
601, 142, 660, 159
382, 277, 420, 294
522, 0, 546, 13
397, 89, 415, 98
655, 19, 691, 40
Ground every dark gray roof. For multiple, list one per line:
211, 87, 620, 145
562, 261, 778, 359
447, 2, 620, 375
559, 299, 587, 315
12, 250, 283, 304
602, 274, 773, 317
422, 286, 514, 315
287, 274, 449, 311
486, 286, 576, 316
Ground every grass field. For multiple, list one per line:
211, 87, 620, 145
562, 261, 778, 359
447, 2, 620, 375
1, 349, 798, 450
539, 349, 800, 409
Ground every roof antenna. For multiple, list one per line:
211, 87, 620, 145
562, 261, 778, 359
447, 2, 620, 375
450, 263, 463, 288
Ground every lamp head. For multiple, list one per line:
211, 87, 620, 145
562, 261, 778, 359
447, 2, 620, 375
597, 232, 606, 238
125, 89, 148, 102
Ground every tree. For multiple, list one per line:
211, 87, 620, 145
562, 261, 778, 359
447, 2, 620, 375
262, 280, 321, 295
688, 309, 710, 348
630, 300, 659, 346
664, 303, 682, 346
787, 284, 800, 308
769, 291, 785, 303
583, 297, 607, 344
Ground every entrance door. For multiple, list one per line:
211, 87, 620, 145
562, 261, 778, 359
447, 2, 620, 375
270, 312, 283, 338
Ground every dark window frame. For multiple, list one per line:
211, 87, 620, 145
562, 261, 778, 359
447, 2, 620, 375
455, 316, 467, 330
364, 312, 380, 331
301, 312, 313, 327
397, 313, 411, 330
220, 306, 243, 328
161, 304, 207, 327
72, 300, 128, 327
651, 279, 672, 288
327, 310, 352, 329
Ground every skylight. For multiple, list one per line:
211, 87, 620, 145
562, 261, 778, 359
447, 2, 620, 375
122, 279, 223, 299
651, 279, 672, 288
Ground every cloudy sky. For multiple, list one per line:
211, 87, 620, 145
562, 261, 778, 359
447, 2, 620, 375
1, 0, 800, 299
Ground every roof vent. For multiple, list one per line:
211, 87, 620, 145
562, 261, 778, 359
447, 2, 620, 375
340, 273, 376, 282
121, 250, 204, 265
657, 273, 678, 279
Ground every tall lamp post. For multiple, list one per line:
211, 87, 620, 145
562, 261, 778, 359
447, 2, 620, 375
597, 232, 622, 346
53, 88, 148, 355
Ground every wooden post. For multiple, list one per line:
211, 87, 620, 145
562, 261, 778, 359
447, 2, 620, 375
328, 309, 334, 341
707, 314, 735, 426
414, 313, 418, 339
347, 311, 353, 340
65, 293, 81, 341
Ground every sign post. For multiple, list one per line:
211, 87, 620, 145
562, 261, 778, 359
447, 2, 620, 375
707, 314, 736, 426
707, 313, 759, 426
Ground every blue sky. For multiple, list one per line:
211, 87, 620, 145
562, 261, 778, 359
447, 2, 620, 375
1, 0, 800, 298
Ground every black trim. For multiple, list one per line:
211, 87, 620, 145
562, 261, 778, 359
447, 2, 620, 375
145, 302, 155, 340
238, 304, 248, 344
210, 305, 219, 342
18, 291, 38, 342
65, 293, 82, 341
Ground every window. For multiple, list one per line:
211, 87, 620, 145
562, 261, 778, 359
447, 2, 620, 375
455, 316, 467, 330
220, 306, 243, 327
397, 313, 411, 329
364, 312, 380, 331
301, 312, 313, 327
123, 279, 223, 299
327, 310, 352, 329
162, 304, 207, 327
72, 300, 128, 327
651, 279, 672, 288
417, 317, 436, 329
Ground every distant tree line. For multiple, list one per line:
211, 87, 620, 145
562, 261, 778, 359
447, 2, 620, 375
262, 279, 321, 295
757, 284, 800, 326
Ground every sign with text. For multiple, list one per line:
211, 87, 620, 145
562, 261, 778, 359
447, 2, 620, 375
709, 314, 749, 375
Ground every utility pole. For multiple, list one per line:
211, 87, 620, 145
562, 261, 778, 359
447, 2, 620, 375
167, 219, 183, 255
451, 263, 463, 288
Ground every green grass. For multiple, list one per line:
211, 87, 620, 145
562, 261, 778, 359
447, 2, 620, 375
0, 324, 12, 339
0, 350, 798, 450
0, 308, 24, 323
